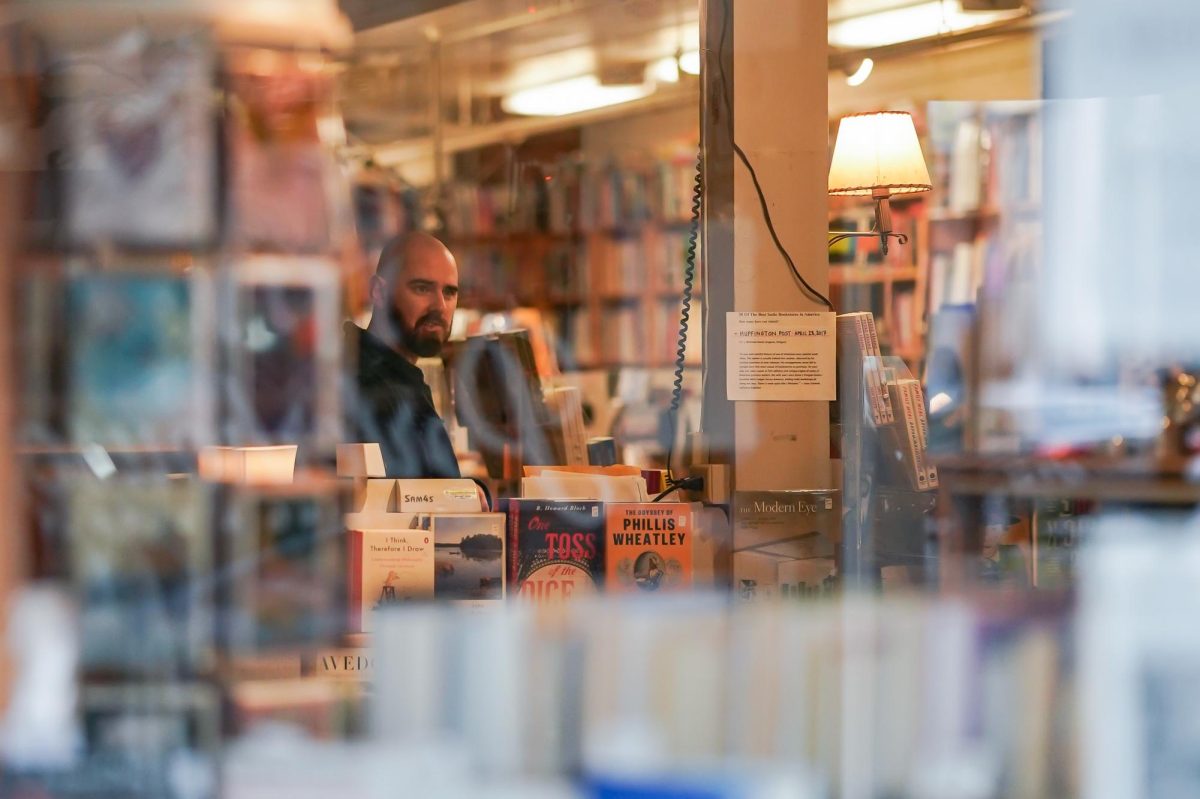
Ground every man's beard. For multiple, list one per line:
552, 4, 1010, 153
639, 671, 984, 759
391, 307, 448, 358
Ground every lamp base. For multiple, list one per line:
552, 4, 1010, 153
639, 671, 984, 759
827, 230, 908, 255
828, 195, 902, 255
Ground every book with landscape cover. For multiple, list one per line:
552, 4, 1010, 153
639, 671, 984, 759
432, 513, 506, 605
507, 499, 604, 604
606, 503, 693, 594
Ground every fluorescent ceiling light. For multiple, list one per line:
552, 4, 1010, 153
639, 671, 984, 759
846, 57, 874, 86
829, 1, 1023, 49
502, 75, 654, 117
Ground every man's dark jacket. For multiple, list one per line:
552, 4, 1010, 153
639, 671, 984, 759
344, 322, 460, 478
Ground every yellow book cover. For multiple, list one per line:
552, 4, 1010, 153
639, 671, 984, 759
348, 525, 434, 632
606, 503, 693, 594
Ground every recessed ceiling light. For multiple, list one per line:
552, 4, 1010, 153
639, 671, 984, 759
502, 75, 655, 117
829, 0, 1023, 49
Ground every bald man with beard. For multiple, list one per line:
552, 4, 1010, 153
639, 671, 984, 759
344, 232, 462, 478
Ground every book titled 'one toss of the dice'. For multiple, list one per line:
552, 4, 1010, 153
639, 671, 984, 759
507, 499, 605, 604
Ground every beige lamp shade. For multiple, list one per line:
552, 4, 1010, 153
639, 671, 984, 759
828, 111, 932, 196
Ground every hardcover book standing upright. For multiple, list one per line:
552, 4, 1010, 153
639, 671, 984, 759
347, 521, 433, 633
432, 513, 506, 605
606, 503, 693, 594
507, 499, 604, 604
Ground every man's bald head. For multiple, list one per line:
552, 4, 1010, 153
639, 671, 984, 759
369, 231, 459, 361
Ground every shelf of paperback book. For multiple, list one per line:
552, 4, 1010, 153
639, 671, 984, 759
829, 266, 919, 285
931, 452, 1200, 504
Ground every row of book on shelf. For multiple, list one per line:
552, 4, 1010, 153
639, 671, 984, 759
442, 153, 699, 237
455, 224, 699, 303
926, 101, 1041, 217
556, 299, 704, 368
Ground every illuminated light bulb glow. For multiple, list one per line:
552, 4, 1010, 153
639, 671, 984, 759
846, 57, 874, 86
648, 56, 680, 84
829, 1, 1023, 49
502, 75, 654, 117
678, 50, 700, 75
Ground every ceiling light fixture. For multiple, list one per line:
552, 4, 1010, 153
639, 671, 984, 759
502, 75, 654, 117
829, 0, 1024, 49
845, 57, 874, 86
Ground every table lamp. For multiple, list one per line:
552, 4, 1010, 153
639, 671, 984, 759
828, 111, 931, 256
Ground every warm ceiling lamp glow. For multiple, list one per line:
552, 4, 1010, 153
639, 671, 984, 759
678, 50, 700, 75
846, 57, 874, 86
829, 1, 1024, 49
649, 56, 680, 84
502, 75, 654, 117
648, 50, 700, 84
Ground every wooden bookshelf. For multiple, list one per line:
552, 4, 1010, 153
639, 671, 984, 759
446, 149, 702, 376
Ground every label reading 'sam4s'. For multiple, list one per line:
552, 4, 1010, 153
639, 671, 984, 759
606, 503, 693, 594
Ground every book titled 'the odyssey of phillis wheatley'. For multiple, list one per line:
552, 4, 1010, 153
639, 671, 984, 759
606, 503, 693, 594
507, 499, 604, 604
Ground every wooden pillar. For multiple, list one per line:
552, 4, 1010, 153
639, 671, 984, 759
701, 0, 830, 490
0, 98, 23, 712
